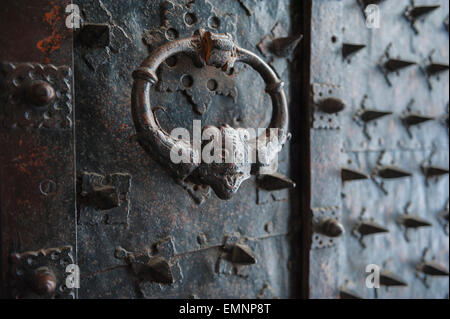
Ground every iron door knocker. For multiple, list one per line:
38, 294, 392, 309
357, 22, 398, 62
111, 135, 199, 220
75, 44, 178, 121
131, 29, 290, 200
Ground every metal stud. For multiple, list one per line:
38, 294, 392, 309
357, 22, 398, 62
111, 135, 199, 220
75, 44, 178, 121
422, 166, 449, 179
398, 202, 432, 241
25, 80, 56, 107
359, 110, 392, 123
427, 63, 449, 76
257, 173, 296, 191
320, 218, 345, 238
380, 270, 408, 287
317, 98, 345, 114
339, 287, 363, 299
352, 208, 389, 248
421, 50, 449, 90
341, 168, 369, 182
404, 2, 440, 34
32, 267, 57, 296
416, 249, 449, 288
384, 59, 416, 72
354, 96, 393, 140
378, 44, 417, 86
231, 244, 257, 265
270, 34, 303, 58
134, 256, 174, 285
342, 43, 366, 59
420, 262, 449, 277
357, 221, 389, 236
377, 166, 412, 179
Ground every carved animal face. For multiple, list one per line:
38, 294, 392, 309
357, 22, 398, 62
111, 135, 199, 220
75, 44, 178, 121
197, 125, 252, 199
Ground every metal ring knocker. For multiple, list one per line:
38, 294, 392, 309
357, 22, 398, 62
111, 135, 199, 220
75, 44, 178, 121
131, 29, 289, 200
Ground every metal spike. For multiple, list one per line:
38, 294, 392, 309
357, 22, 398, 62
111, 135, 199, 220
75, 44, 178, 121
384, 59, 416, 72
380, 270, 408, 287
317, 98, 345, 114
342, 43, 366, 59
409, 5, 440, 19
257, 173, 296, 191
359, 109, 392, 122
357, 221, 389, 236
340, 287, 363, 299
399, 215, 432, 229
377, 166, 412, 179
341, 168, 369, 182
427, 63, 449, 76
403, 114, 434, 126
231, 244, 257, 265
423, 166, 449, 178
270, 34, 303, 58
421, 261, 449, 276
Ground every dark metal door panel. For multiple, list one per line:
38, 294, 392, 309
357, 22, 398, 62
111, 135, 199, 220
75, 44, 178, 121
308, 0, 449, 299
74, 0, 303, 298
0, 0, 76, 299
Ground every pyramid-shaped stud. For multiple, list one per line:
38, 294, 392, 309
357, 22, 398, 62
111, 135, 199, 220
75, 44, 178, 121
422, 166, 449, 179
357, 221, 389, 236
420, 261, 449, 276
270, 34, 303, 58
399, 214, 432, 229
380, 270, 408, 287
257, 173, 296, 191
341, 168, 369, 182
384, 59, 416, 72
359, 109, 392, 123
403, 114, 434, 126
231, 244, 257, 265
377, 166, 412, 179
342, 43, 366, 59
427, 63, 449, 76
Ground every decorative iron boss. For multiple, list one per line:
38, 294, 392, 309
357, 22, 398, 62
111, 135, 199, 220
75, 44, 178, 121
131, 29, 289, 200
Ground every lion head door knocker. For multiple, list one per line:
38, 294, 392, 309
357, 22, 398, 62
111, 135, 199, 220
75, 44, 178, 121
131, 29, 289, 200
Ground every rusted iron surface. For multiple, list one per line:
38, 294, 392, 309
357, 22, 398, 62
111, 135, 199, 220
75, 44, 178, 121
73, 0, 303, 298
0, 0, 75, 299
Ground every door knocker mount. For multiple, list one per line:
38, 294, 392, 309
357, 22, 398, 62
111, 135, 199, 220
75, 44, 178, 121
131, 29, 290, 200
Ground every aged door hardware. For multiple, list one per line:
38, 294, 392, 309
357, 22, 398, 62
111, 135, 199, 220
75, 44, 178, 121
404, 2, 441, 34
316, 98, 345, 114
79, 172, 131, 225
131, 29, 289, 200
397, 202, 432, 242
341, 168, 369, 182
319, 218, 345, 238
9, 246, 75, 299
0, 62, 73, 129
342, 43, 366, 60
312, 206, 343, 249
352, 208, 389, 248
256, 172, 296, 191
379, 270, 408, 287
416, 248, 449, 288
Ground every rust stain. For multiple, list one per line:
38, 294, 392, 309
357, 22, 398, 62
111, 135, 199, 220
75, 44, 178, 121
36, 2, 66, 62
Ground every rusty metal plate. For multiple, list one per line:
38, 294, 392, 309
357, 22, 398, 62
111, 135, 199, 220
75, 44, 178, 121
0, 0, 75, 299
73, 0, 303, 298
